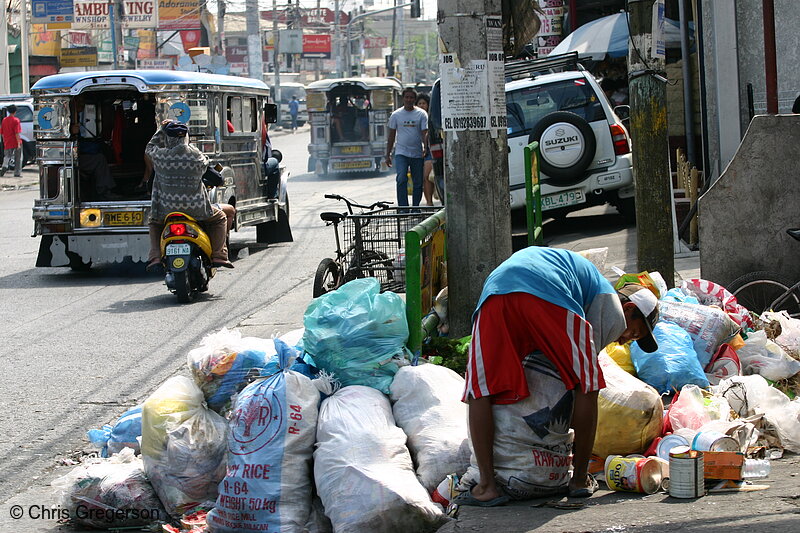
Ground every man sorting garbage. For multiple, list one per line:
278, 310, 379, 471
456, 246, 659, 506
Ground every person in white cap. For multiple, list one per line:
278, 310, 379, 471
455, 246, 659, 506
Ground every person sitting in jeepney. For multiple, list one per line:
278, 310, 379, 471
143, 120, 233, 272
71, 95, 118, 199
353, 94, 371, 141
332, 96, 357, 142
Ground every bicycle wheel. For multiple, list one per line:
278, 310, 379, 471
313, 258, 341, 298
727, 271, 800, 317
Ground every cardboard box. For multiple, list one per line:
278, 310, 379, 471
703, 451, 745, 480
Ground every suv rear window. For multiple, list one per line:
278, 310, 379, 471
506, 79, 605, 137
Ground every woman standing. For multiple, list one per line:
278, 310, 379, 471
415, 93, 436, 206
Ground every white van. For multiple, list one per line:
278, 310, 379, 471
0, 94, 37, 167
270, 82, 307, 127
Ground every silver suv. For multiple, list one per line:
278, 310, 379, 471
0, 94, 36, 168
506, 55, 634, 220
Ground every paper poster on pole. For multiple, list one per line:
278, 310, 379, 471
122, 0, 158, 28
73, 1, 111, 30
440, 53, 489, 131
651, 0, 666, 59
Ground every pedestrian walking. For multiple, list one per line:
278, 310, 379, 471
288, 95, 300, 133
385, 88, 428, 207
455, 247, 659, 506
1, 105, 23, 177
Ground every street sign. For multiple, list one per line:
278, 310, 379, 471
61, 47, 98, 68
280, 29, 303, 54
31, 0, 74, 24
139, 57, 174, 69
302, 34, 331, 59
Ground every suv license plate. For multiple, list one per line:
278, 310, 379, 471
541, 189, 585, 211
166, 243, 191, 256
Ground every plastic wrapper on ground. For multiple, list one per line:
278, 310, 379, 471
630, 321, 709, 394
389, 363, 471, 493
737, 330, 800, 381
593, 353, 663, 457
460, 352, 574, 500
87, 405, 143, 457
142, 376, 228, 518
51, 448, 167, 529
314, 385, 446, 533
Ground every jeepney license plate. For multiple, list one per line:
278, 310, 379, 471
166, 243, 191, 255
105, 211, 144, 226
340, 146, 363, 154
541, 189, 585, 211
333, 160, 372, 170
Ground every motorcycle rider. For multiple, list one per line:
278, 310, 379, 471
143, 120, 233, 271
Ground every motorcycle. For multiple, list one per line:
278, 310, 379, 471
160, 211, 217, 303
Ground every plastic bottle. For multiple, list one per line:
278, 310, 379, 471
742, 458, 771, 479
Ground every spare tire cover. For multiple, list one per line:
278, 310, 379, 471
529, 111, 597, 182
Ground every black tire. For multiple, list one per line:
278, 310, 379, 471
174, 270, 194, 303
615, 197, 636, 224
727, 271, 800, 316
68, 253, 92, 272
313, 258, 340, 297
529, 111, 596, 182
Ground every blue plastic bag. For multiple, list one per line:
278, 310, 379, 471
630, 321, 709, 394
302, 278, 410, 394
205, 349, 270, 412
87, 405, 143, 457
662, 288, 699, 305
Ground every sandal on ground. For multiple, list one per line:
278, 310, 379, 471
212, 261, 234, 269
568, 475, 599, 498
452, 488, 509, 507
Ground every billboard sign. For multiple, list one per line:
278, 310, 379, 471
31, 0, 74, 24
61, 47, 98, 68
122, 0, 158, 28
159, 0, 201, 30
280, 29, 303, 54
73, 1, 111, 30
364, 36, 388, 49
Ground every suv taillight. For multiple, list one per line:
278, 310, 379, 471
610, 124, 630, 156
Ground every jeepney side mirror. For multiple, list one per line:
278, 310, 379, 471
265, 103, 278, 124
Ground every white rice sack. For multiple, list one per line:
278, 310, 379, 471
459, 352, 574, 499
314, 386, 446, 533
390, 364, 471, 492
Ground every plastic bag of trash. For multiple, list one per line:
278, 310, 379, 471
704, 343, 742, 385
630, 321, 709, 394
389, 363, 471, 493
602, 342, 635, 374
680, 279, 754, 328
576, 247, 608, 272
88, 405, 143, 457
662, 287, 700, 305
668, 385, 711, 431
207, 340, 329, 533
187, 328, 277, 414
303, 278, 410, 394
657, 300, 741, 368
593, 353, 663, 457
314, 385, 445, 533
761, 311, 800, 353
459, 352, 574, 499
52, 448, 167, 529
717, 375, 800, 452
736, 330, 800, 381
142, 376, 228, 518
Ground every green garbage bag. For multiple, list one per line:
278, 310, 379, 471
303, 278, 410, 394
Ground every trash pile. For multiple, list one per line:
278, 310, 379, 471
54, 269, 800, 531
57, 278, 458, 532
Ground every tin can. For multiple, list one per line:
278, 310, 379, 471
656, 434, 690, 461
691, 430, 739, 452
604, 455, 663, 494
668, 448, 704, 499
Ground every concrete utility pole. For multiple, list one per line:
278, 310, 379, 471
438, 0, 512, 337
0, 1, 9, 94
21, 0, 30, 92
334, 0, 341, 77
245, 0, 263, 80
273, 0, 281, 125
217, 0, 226, 56
627, 0, 674, 285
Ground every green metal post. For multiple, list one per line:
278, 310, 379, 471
524, 141, 544, 246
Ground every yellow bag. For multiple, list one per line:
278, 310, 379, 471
614, 271, 661, 298
593, 353, 664, 457
603, 341, 636, 375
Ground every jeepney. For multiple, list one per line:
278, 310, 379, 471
306, 77, 402, 176
30, 70, 290, 269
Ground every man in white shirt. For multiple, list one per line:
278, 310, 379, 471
385, 88, 428, 207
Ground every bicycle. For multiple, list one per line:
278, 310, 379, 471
726, 228, 800, 318
313, 194, 439, 298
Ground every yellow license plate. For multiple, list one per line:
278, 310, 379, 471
341, 146, 363, 154
105, 211, 144, 226
333, 160, 372, 170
